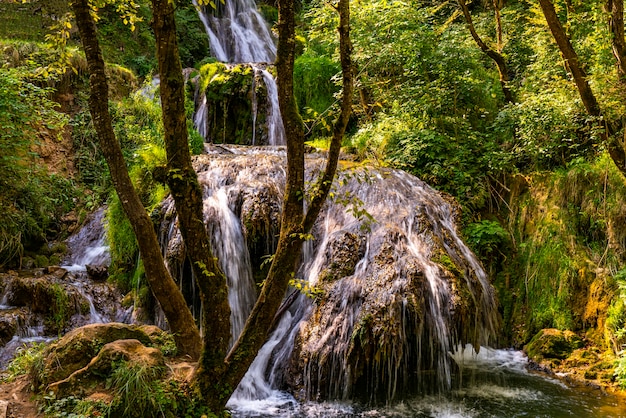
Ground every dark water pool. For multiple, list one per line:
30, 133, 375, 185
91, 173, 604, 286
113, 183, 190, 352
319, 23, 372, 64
228, 347, 626, 418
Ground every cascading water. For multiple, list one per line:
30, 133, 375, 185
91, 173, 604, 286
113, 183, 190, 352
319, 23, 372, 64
193, 0, 285, 146
159, 147, 499, 411
62, 207, 110, 273
194, 0, 276, 63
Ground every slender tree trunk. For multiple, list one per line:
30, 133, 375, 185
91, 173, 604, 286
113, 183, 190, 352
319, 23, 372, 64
304, 0, 353, 230
70, 0, 201, 359
203, 0, 354, 410
150, 0, 232, 385
538, 0, 626, 173
458, 0, 514, 103
216, 0, 307, 401
493, 0, 504, 52
538, 0, 601, 116
607, 0, 626, 80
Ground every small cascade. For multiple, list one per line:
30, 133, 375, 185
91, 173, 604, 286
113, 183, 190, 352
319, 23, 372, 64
158, 148, 498, 407
193, 0, 276, 64
62, 207, 110, 272
193, 0, 285, 146
258, 68, 285, 146
72, 280, 108, 324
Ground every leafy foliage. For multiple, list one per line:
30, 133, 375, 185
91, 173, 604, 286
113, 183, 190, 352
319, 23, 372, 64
0, 69, 73, 266
464, 220, 510, 258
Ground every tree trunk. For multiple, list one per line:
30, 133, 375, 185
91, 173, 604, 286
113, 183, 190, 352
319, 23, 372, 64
200, 0, 353, 410
538, 0, 626, 173
538, 0, 601, 116
458, 0, 513, 103
150, 0, 233, 385
304, 0, 353, 230
493, 0, 504, 52
70, 0, 201, 359
216, 0, 307, 402
608, 0, 626, 80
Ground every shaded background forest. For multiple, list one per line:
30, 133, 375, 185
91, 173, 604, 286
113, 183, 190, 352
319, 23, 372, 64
2, 0, 626, 389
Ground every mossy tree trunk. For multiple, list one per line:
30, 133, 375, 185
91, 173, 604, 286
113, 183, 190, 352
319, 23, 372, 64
538, 0, 626, 175
607, 0, 626, 80
150, 0, 232, 380
70, 0, 201, 359
196, 0, 354, 411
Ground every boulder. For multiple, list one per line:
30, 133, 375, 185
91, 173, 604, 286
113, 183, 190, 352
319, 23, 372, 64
48, 339, 165, 398
85, 264, 108, 281
41, 323, 153, 387
524, 328, 584, 363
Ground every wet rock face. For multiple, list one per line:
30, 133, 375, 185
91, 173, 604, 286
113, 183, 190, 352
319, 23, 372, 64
283, 166, 498, 402
193, 63, 271, 145
3, 275, 85, 334
158, 150, 497, 404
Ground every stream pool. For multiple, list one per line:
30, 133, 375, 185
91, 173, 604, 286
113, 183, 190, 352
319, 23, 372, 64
228, 347, 626, 418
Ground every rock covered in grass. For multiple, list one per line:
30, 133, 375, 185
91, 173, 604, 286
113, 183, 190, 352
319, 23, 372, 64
39, 323, 153, 388
48, 338, 165, 398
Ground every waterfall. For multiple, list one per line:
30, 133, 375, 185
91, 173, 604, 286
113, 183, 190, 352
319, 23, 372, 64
193, 0, 276, 64
258, 68, 285, 146
159, 147, 498, 407
193, 0, 285, 146
62, 207, 110, 272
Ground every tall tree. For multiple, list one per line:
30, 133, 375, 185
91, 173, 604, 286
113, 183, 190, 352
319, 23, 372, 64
197, 0, 353, 410
70, 0, 202, 359
538, 0, 626, 173
150, 0, 232, 381
458, 0, 514, 103
71, 0, 353, 413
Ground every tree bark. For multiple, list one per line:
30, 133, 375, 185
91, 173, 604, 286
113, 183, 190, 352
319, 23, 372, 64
70, 0, 201, 359
607, 0, 626, 80
493, 0, 504, 52
149, 0, 233, 390
458, 0, 513, 103
538, 0, 601, 117
538, 0, 626, 173
217, 0, 307, 401
208, 0, 353, 410
303, 0, 353, 231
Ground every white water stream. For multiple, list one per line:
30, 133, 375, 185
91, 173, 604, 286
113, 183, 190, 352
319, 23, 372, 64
193, 0, 285, 146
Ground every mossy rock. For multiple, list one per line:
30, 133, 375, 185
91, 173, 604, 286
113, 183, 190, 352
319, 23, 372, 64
524, 328, 584, 362
48, 338, 165, 398
40, 323, 153, 388
0, 314, 18, 346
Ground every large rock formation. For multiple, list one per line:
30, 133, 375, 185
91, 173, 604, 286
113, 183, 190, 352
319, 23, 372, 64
159, 149, 498, 403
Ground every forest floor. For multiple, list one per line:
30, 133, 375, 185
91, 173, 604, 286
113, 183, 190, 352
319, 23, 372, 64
0, 376, 40, 418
